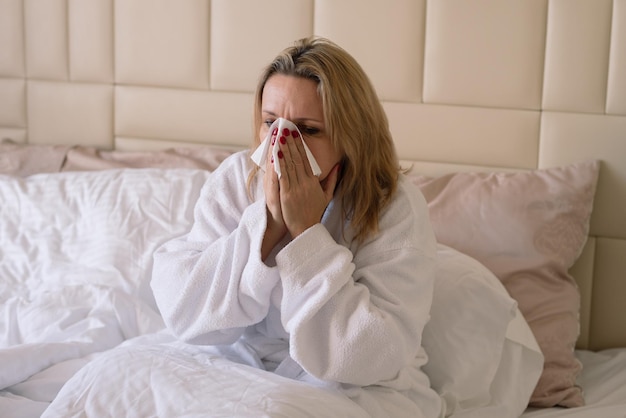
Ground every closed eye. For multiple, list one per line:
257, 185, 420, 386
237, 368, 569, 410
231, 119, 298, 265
299, 126, 321, 136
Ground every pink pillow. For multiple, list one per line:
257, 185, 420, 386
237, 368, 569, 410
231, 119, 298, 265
409, 160, 600, 408
61, 146, 234, 172
0, 140, 70, 176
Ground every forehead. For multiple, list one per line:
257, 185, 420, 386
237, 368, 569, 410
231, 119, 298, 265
262, 74, 322, 116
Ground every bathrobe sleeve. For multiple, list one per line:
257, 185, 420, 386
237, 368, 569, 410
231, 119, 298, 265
276, 177, 437, 386
151, 151, 278, 345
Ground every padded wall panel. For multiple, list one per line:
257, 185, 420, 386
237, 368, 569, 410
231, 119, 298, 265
69, 0, 114, 83
24, 0, 68, 81
570, 238, 596, 350
115, 86, 254, 147
384, 102, 539, 168
0, 129, 26, 144
115, 0, 209, 89
589, 238, 626, 349
403, 161, 520, 178
539, 112, 626, 239
114, 137, 245, 152
210, 0, 313, 92
542, 0, 612, 114
0, 79, 25, 128
28, 81, 113, 147
423, 0, 547, 109
0, 0, 24, 77
315, 0, 424, 102
608, 0, 626, 115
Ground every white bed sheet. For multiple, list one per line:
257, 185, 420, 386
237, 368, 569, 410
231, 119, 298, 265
522, 349, 626, 418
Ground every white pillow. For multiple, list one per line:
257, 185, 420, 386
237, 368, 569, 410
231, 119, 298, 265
0, 168, 210, 309
422, 244, 543, 417
0, 168, 211, 390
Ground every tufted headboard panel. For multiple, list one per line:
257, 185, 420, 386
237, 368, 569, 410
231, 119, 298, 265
0, 0, 625, 350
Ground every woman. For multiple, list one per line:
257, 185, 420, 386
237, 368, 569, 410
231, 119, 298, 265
151, 36, 442, 417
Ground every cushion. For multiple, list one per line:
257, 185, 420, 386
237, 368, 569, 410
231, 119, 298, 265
61, 145, 234, 172
0, 140, 234, 177
411, 160, 600, 407
0, 139, 70, 176
423, 244, 543, 417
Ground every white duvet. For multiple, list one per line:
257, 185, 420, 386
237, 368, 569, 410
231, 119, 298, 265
0, 168, 374, 417
42, 333, 370, 418
0, 169, 202, 416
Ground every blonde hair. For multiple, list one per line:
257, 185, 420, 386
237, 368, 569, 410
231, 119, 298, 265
250, 37, 400, 242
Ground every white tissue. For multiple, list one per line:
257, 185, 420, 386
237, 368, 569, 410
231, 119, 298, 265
250, 118, 322, 178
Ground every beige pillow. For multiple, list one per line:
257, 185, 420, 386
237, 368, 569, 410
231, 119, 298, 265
61, 146, 234, 172
409, 160, 600, 408
0, 139, 70, 176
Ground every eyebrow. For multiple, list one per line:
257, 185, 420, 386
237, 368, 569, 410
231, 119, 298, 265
262, 110, 323, 125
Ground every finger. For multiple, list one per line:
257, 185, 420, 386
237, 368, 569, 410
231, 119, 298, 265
265, 146, 272, 173
276, 144, 290, 187
264, 154, 286, 228
264, 126, 276, 161
291, 130, 313, 177
278, 130, 299, 185
264, 153, 279, 197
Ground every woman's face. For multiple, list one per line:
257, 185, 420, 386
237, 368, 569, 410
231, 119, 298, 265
260, 74, 342, 181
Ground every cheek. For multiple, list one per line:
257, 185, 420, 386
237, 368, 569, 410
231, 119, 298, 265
309, 143, 341, 180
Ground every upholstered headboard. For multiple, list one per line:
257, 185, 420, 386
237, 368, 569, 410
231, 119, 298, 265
0, 0, 624, 351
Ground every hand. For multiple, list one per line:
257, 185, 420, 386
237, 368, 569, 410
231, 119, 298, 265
261, 129, 288, 261
276, 129, 340, 238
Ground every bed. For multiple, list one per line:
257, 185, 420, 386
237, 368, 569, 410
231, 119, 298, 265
1, 1, 625, 417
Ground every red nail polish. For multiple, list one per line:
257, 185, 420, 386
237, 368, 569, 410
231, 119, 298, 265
279, 136, 286, 144
271, 156, 274, 163
272, 128, 278, 135
272, 137, 276, 145
282, 128, 290, 137
291, 130, 299, 138
277, 150, 283, 159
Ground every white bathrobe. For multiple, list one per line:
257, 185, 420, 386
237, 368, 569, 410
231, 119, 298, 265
151, 150, 443, 417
